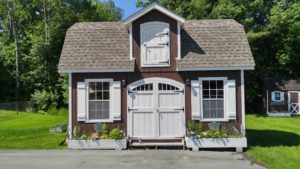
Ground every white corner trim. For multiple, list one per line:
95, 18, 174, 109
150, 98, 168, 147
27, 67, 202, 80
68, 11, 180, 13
123, 4, 185, 25
241, 70, 246, 135
177, 66, 255, 71
266, 90, 269, 114
68, 73, 72, 139
177, 22, 181, 60
129, 23, 133, 60
58, 68, 134, 73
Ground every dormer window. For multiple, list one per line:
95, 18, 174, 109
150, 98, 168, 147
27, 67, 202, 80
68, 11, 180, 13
140, 21, 170, 67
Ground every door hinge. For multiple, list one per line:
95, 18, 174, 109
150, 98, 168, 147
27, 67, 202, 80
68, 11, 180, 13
128, 108, 138, 111
174, 90, 184, 93
156, 32, 169, 36
158, 42, 169, 46
174, 107, 184, 111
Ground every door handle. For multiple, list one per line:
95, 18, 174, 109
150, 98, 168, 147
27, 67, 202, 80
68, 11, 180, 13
128, 108, 138, 111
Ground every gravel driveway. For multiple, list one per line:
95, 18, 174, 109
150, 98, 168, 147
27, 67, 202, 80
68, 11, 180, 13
0, 150, 265, 169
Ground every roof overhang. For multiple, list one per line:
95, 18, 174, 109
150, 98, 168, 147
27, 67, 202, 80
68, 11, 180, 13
123, 3, 185, 26
177, 66, 255, 71
58, 68, 134, 73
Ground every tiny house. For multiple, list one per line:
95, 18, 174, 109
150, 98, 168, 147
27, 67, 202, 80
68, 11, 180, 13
263, 78, 300, 116
58, 4, 255, 147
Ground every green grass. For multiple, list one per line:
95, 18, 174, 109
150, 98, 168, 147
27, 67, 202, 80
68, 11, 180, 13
0, 110, 68, 149
246, 114, 300, 169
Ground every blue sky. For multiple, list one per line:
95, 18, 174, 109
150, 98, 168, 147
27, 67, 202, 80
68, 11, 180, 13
113, 0, 142, 19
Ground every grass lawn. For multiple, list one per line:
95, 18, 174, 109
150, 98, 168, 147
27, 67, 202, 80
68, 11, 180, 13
246, 114, 300, 169
0, 110, 68, 149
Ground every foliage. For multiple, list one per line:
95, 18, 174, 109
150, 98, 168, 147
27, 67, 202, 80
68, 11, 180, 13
72, 126, 81, 140
187, 120, 203, 136
0, 110, 68, 149
187, 121, 243, 138
31, 89, 58, 111
109, 128, 123, 140
202, 127, 229, 138
246, 114, 300, 169
99, 123, 109, 140
0, 0, 122, 105
47, 107, 68, 116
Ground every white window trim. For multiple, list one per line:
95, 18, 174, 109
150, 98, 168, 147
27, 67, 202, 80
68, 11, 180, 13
85, 79, 114, 123
199, 77, 228, 122
140, 21, 170, 67
272, 91, 283, 102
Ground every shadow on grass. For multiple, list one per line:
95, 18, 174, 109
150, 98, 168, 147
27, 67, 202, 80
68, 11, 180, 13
247, 129, 300, 147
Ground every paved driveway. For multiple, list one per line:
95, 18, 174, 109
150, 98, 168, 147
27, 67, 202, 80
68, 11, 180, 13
0, 150, 265, 169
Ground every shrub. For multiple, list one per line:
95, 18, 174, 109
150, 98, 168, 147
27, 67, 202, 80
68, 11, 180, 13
72, 126, 81, 139
31, 90, 58, 111
99, 124, 109, 140
109, 128, 123, 140
187, 120, 203, 136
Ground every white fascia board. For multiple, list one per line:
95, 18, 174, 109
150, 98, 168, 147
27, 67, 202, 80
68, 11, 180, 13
58, 68, 134, 73
177, 22, 181, 60
68, 73, 72, 139
177, 66, 255, 71
123, 4, 185, 25
129, 23, 133, 60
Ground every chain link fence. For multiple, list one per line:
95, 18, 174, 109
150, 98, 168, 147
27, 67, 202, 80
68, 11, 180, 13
0, 101, 33, 112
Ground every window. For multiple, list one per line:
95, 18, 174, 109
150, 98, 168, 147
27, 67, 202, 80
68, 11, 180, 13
132, 83, 153, 91
272, 91, 284, 102
202, 80, 225, 120
158, 83, 179, 91
88, 81, 111, 121
275, 92, 281, 101
140, 21, 170, 67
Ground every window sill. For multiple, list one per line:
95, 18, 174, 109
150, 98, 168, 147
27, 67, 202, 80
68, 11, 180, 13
141, 64, 170, 68
200, 119, 228, 122
85, 119, 114, 123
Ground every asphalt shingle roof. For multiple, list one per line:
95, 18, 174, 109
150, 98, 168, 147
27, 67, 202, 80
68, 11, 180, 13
58, 19, 255, 71
178, 19, 255, 69
58, 22, 134, 71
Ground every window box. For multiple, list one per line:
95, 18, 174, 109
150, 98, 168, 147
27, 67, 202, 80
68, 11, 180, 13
185, 137, 247, 152
68, 139, 128, 150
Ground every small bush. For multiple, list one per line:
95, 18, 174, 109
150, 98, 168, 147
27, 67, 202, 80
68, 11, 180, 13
187, 120, 203, 136
31, 90, 58, 111
72, 126, 81, 139
100, 124, 109, 140
109, 128, 123, 140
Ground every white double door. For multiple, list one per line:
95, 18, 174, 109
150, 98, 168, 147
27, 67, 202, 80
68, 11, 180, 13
128, 78, 185, 138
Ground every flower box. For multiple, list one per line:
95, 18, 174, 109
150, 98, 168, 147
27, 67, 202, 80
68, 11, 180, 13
68, 139, 128, 150
185, 137, 247, 152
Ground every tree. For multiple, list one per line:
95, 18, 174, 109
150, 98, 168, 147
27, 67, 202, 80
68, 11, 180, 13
0, 0, 122, 108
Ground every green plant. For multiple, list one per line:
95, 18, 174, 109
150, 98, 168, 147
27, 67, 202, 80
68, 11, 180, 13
47, 107, 59, 115
109, 128, 123, 140
72, 126, 81, 139
31, 90, 58, 111
187, 120, 203, 136
99, 123, 109, 140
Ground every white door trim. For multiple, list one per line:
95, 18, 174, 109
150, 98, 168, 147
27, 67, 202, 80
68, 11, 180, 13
288, 91, 300, 114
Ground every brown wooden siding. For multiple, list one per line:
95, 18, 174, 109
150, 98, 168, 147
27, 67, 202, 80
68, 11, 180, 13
71, 70, 242, 135
132, 10, 178, 72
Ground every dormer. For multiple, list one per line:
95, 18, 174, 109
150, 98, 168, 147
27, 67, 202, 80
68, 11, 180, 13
124, 4, 185, 70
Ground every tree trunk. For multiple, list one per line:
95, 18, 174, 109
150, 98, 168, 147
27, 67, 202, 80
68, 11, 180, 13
8, 2, 20, 110
43, 0, 49, 83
